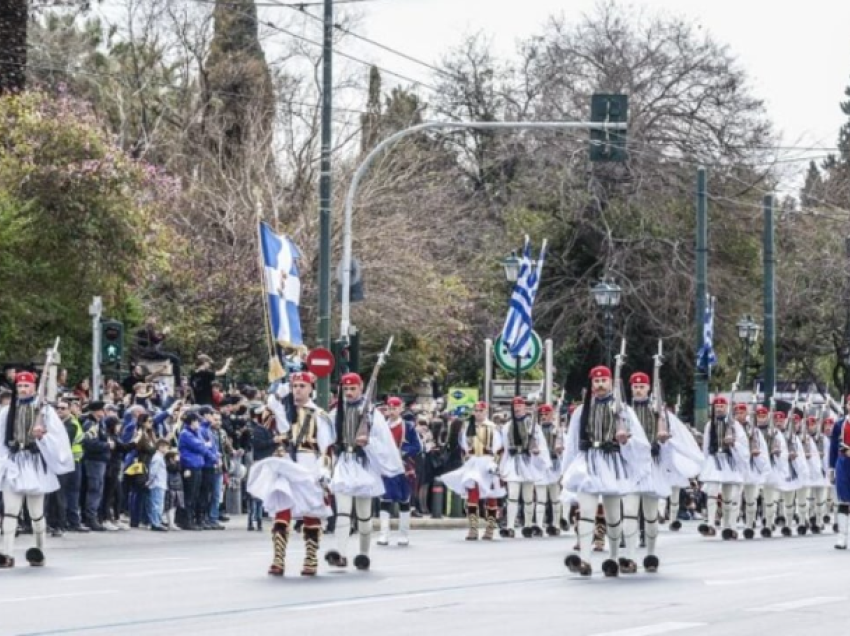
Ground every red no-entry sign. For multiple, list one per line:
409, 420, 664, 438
306, 347, 335, 378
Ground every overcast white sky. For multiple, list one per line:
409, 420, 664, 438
328, 0, 850, 188
89, 0, 850, 190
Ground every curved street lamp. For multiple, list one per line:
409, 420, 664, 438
591, 280, 622, 367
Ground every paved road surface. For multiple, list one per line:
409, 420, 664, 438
1, 519, 846, 636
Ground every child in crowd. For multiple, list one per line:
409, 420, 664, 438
165, 449, 185, 530
146, 439, 170, 531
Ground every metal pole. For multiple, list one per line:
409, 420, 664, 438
604, 310, 614, 369
339, 120, 627, 340
89, 296, 102, 401
763, 194, 776, 402
316, 0, 333, 409
741, 340, 750, 389
694, 167, 709, 429
484, 338, 493, 416
544, 338, 553, 404
514, 354, 522, 397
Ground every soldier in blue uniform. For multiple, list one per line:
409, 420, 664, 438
828, 395, 850, 549
377, 396, 422, 547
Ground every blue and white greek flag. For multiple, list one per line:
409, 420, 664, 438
500, 236, 546, 358
696, 295, 717, 372
259, 222, 303, 347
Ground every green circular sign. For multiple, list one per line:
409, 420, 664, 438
494, 331, 542, 374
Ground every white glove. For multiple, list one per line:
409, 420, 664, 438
275, 382, 290, 399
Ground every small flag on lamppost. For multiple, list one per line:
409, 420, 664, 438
697, 294, 718, 374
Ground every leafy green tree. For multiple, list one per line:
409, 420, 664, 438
0, 91, 178, 375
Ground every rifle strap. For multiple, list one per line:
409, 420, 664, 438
289, 407, 313, 460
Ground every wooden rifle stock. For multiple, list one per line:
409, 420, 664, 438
355, 336, 394, 440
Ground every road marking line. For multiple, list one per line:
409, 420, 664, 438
124, 567, 218, 578
746, 596, 846, 612
589, 623, 708, 636
0, 591, 118, 604
59, 574, 109, 582
704, 573, 792, 586
287, 592, 436, 611
90, 556, 190, 565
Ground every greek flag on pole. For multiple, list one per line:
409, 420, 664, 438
500, 236, 546, 358
697, 295, 717, 372
260, 222, 303, 347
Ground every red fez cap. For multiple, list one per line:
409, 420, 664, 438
825, 417, 835, 424
340, 372, 362, 387
734, 403, 748, 412
793, 412, 802, 422
387, 396, 403, 407
15, 371, 36, 385
512, 396, 527, 406
806, 415, 817, 424
474, 401, 488, 410
538, 404, 554, 414
712, 396, 728, 406
773, 411, 787, 421
629, 372, 650, 385
589, 366, 612, 380
755, 406, 769, 415
290, 371, 316, 385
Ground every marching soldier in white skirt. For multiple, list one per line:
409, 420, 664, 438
737, 403, 770, 539
803, 414, 829, 534
698, 396, 750, 540
440, 401, 506, 541
822, 415, 837, 527
630, 371, 701, 571
562, 366, 650, 577
247, 372, 334, 577
325, 373, 404, 571
763, 411, 805, 536
791, 412, 813, 535
500, 397, 550, 538
535, 404, 565, 536
0, 371, 75, 569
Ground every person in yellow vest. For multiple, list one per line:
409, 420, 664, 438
56, 397, 88, 533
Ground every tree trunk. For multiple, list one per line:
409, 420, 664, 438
0, 0, 28, 95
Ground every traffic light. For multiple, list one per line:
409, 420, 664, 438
349, 329, 360, 373
590, 93, 628, 163
331, 338, 350, 385
100, 319, 124, 365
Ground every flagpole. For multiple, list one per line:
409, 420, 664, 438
256, 222, 275, 356
256, 213, 279, 380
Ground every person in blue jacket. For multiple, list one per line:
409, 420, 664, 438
377, 396, 423, 547
829, 396, 850, 550
196, 407, 222, 530
178, 413, 216, 531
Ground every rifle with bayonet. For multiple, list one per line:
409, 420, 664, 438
722, 372, 741, 452
354, 336, 394, 444
612, 338, 627, 418
652, 339, 671, 442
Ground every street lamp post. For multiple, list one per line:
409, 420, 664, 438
736, 315, 760, 388
502, 251, 521, 283
591, 280, 622, 368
